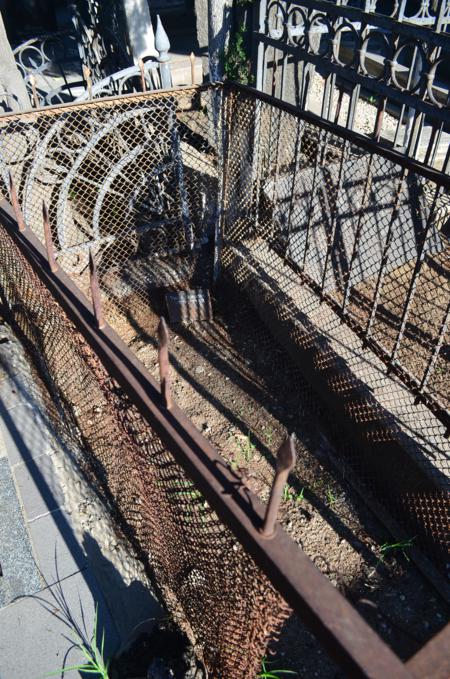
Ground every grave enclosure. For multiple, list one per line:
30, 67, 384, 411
0, 82, 448, 677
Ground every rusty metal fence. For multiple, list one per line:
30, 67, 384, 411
0, 86, 219, 332
0, 83, 449, 676
220, 84, 450, 429
219, 83, 450, 576
0, 205, 291, 679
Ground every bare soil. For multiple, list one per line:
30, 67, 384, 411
106, 271, 449, 678
343, 247, 450, 412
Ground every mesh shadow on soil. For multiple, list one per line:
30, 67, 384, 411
100, 269, 450, 634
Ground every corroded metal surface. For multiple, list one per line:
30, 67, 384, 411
0, 200, 416, 679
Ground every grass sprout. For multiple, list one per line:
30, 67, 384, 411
295, 487, 305, 503
230, 431, 256, 468
263, 426, 275, 446
326, 486, 337, 506
283, 486, 305, 503
258, 657, 297, 678
282, 484, 292, 501
44, 603, 109, 677
380, 536, 415, 562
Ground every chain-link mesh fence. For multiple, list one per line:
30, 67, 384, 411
219, 86, 450, 570
0, 82, 449, 670
0, 86, 219, 334
0, 218, 290, 678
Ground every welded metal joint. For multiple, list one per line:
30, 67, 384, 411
260, 435, 296, 538
88, 249, 105, 330
8, 173, 26, 232
158, 317, 172, 409
42, 202, 58, 273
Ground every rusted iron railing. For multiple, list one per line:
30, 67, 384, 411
1, 195, 449, 678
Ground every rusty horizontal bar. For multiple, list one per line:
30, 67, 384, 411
0, 198, 412, 679
226, 82, 450, 190
407, 622, 450, 679
0, 82, 217, 121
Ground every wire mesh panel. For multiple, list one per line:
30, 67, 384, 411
0, 87, 219, 331
220, 85, 450, 570
0, 219, 290, 679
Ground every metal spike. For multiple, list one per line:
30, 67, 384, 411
29, 74, 39, 108
138, 58, 147, 92
8, 173, 26, 232
83, 65, 92, 100
260, 434, 296, 538
158, 317, 172, 409
89, 249, 105, 329
42, 201, 58, 273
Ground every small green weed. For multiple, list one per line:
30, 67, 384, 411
258, 656, 297, 678
380, 536, 415, 562
282, 485, 305, 503
45, 603, 109, 678
326, 486, 337, 506
236, 431, 256, 464
295, 487, 305, 503
263, 426, 275, 447
282, 484, 292, 502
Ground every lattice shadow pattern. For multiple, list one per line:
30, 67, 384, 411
220, 86, 450, 570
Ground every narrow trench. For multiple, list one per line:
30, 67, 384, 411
106, 260, 449, 678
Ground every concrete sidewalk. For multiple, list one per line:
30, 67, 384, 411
0, 321, 159, 678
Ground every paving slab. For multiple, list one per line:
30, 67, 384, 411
0, 569, 120, 679
27, 508, 88, 587
0, 373, 32, 412
0, 458, 42, 608
0, 403, 55, 467
13, 453, 66, 521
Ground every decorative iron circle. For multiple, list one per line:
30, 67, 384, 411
427, 57, 450, 108
308, 14, 333, 57
360, 31, 391, 80
267, 1, 287, 41
390, 41, 427, 93
333, 22, 359, 68
287, 6, 307, 47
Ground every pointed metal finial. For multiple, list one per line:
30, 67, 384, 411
155, 15, 170, 62
8, 173, 26, 232
89, 249, 105, 329
260, 434, 297, 538
138, 58, 147, 92
157, 317, 172, 409
42, 201, 58, 273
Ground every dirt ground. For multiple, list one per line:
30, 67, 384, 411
104, 268, 449, 678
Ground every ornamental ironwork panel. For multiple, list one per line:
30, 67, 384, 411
253, 0, 450, 169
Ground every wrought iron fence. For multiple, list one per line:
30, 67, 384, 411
252, 0, 450, 170
218, 84, 450, 594
6, 5, 179, 112
220, 84, 450, 433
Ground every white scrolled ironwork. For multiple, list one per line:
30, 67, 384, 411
73, 60, 172, 102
